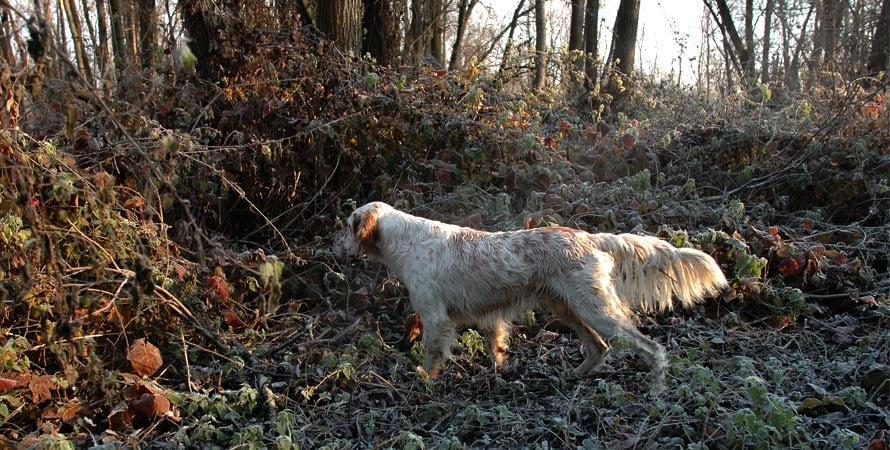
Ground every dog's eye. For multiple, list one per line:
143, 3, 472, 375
351, 219, 359, 233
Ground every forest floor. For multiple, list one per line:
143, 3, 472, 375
1, 23, 888, 449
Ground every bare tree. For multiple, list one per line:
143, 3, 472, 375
498, 0, 527, 76
704, 0, 752, 87
61, 0, 93, 81
449, 0, 478, 70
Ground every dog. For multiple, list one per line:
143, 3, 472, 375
333, 201, 728, 394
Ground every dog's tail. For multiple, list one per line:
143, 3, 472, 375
606, 234, 729, 313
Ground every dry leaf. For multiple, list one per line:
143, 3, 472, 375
131, 392, 172, 419
29, 374, 54, 404
128, 339, 163, 377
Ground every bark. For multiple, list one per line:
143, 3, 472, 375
363, 0, 403, 66
318, 0, 363, 55
533, 0, 546, 90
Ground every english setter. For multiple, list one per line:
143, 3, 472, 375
333, 202, 728, 394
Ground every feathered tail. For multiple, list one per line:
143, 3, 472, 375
602, 234, 728, 313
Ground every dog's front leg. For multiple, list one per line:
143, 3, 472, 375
411, 296, 452, 379
420, 317, 453, 379
484, 320, 511, 373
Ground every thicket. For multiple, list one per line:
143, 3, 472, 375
0, 16, 888, 449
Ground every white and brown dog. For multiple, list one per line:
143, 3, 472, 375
333, 201, 728, 393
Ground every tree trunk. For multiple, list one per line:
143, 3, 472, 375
707, 0, 751, 85
95, 0, 111, 76
583, 0, 599, 86
137, 0, 156, 69
610, 0, 639, 77
317, 0, 363, 55
108, 0, 127, 72
448, 0, 477, 71
744, 0, 754, 81
569, 0, 584, 71
61, 0, 94, 81
363, 0, 403, 66
868, 0, 890, 74
1, 8, 16, 66
761, 0, 774, 83
181, 0, 215, 80
533, 0, 546, 90
430, 0, 445, 65
406, 0, 428, 63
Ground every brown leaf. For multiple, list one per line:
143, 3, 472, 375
127, 339, 163, 377
0, 377, 18, 391
802, 217, 814, 232
108, 402, 136, 431
131, 392, 172, 419
123, 196, 145, 211
621, 133, 636, 149
207, 274, 229, 301
778, 257, 801, 276
29, 374, 54, 404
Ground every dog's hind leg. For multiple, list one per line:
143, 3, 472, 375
544, 299, 609, 376
563, 282, 669, 394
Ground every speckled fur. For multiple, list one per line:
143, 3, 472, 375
333, 202, 728, 394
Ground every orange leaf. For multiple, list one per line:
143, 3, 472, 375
207, 275, 229, 301
127, 339, 163, 377
405, 314, 423, 344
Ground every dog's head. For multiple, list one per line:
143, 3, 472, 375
332, 202, 391, 259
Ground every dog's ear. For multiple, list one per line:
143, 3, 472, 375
353, 209, 380, 255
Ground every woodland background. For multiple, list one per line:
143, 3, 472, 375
0, 0, 888, 448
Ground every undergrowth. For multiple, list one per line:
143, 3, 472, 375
0, 16, 888, 449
